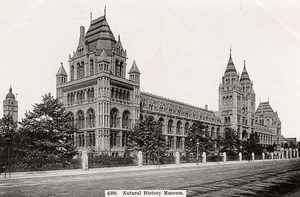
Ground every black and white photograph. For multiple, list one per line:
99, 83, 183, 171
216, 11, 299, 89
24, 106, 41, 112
0, 0, 300, 196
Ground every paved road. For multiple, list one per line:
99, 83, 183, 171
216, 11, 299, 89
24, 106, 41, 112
0, 159, 299, 197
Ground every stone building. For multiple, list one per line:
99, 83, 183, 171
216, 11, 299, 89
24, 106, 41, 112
56, 13, 281, 156
3, 87, 18, 122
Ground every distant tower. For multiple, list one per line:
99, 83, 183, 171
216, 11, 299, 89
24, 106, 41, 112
3, 87, 18, 122
56, 62, 68, 101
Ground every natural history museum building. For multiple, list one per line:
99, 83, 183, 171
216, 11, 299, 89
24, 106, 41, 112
56, 13, 281, 156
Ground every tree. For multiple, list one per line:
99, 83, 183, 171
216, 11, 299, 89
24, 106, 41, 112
242, 132, 264, 155
266, 144, 275, 153
126, 115, 168, 164
220, 128, 241, 155
0, 115, 17, 176
18, 93, 77, 167
185, 122, 214, 157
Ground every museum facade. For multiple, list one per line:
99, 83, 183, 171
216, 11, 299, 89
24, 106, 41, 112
56, 14, 281, 156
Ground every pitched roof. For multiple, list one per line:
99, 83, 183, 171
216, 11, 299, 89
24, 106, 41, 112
85, 16, 116, 52
56, 63, 68, 76
129, 60, 141, 74
255, 101, 277, 117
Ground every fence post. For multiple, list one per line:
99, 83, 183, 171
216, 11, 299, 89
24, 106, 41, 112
223, 152, 226, 162
271, 152, 274, 160
138, 151, 143, 166
202, 152, 206, 163
81, 150, 88, 170
285, 149, 289, 159
239, 152, 242, 161
262, 153, 265, 160
297, 150, 299, 158
293, 149, 296, 158
252, 153, 255, 161
175, 152, 180, 165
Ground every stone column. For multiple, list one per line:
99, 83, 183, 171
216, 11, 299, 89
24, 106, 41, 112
297, 150, 299, 158
202, 152, 206, 163
252, 152, 255, 161
175, 152, 180, 165
262, 153, 265, 160
239, 152, 242, 161
285, 149, 289, 159
223, 152, 227, 162
81, 150, 88, 170
138, 151, 143, 166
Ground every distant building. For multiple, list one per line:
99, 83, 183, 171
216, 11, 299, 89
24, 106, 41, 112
3, 87, 18, 122
56, 13, 282, 156
281, 137, 297, 146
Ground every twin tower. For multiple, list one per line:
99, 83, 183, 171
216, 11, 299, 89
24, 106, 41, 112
219, 49, 256, 140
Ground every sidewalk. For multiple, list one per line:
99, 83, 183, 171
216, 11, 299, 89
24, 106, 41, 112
0, 158, 298, 180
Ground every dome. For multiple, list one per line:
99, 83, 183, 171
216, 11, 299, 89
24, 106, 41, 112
6, 87, 15, 99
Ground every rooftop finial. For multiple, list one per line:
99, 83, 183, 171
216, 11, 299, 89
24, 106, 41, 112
244, 60, 246, 67
104, 6, 106, 17
90, 12, 92, 23
61, 62, 63, 66
230, 45, 232, 56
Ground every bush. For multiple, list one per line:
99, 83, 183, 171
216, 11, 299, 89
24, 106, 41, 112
89, 155, 135, 168
207, 155, 223, 162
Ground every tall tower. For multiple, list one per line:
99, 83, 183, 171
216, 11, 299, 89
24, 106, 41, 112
239, 60, 256, 137
219, 50, 255, 140
3, 87, 18, 122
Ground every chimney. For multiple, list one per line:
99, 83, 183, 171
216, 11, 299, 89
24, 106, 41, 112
205, 105, 208, 110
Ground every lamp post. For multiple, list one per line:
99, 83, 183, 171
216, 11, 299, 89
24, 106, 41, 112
196, 141, 200, 165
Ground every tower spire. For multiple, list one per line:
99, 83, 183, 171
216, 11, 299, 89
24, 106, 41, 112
104, 6, 106, 17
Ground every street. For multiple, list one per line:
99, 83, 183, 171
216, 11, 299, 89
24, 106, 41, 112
0, 159, 300, 197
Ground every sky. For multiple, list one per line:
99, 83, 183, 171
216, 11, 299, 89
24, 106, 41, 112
0, 0, 299, 140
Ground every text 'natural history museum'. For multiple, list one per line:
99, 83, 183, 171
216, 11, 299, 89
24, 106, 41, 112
55, 13, 281, 156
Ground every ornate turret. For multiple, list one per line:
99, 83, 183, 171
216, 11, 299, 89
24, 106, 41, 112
129, 60, 141, 82
56, 62, 68, 85
3, 86, 18, 122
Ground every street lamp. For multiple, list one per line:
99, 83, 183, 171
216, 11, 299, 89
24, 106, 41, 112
196, 140, 200, 165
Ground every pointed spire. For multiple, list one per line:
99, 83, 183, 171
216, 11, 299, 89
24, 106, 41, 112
118, 34, 120, 42
90, 12, 92, 23
240, 60, 250, 82
104, 6, 106, 18
56, 62, 68, 76
129, 60, 141, 74
225, 48, 237, 74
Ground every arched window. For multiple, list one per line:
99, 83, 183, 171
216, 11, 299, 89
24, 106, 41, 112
211, 127, 215, 138
168, 119, 173, 134
67, 112, 74, 126
110, 108, 119, 128
120, 62, 123, 77
122, 110, 130, 129
90, 59, 94, 75
176, 121, 181, 135
76, 110, 84, 129
89, 132, 95, 146
159, 117, 164, 126
86, 108, 95, 128
70, 65, 74, 80
242, 130, 248, 140
184, 122, 189, 135
77, 62, 84, 78
115, 60, 120, 76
